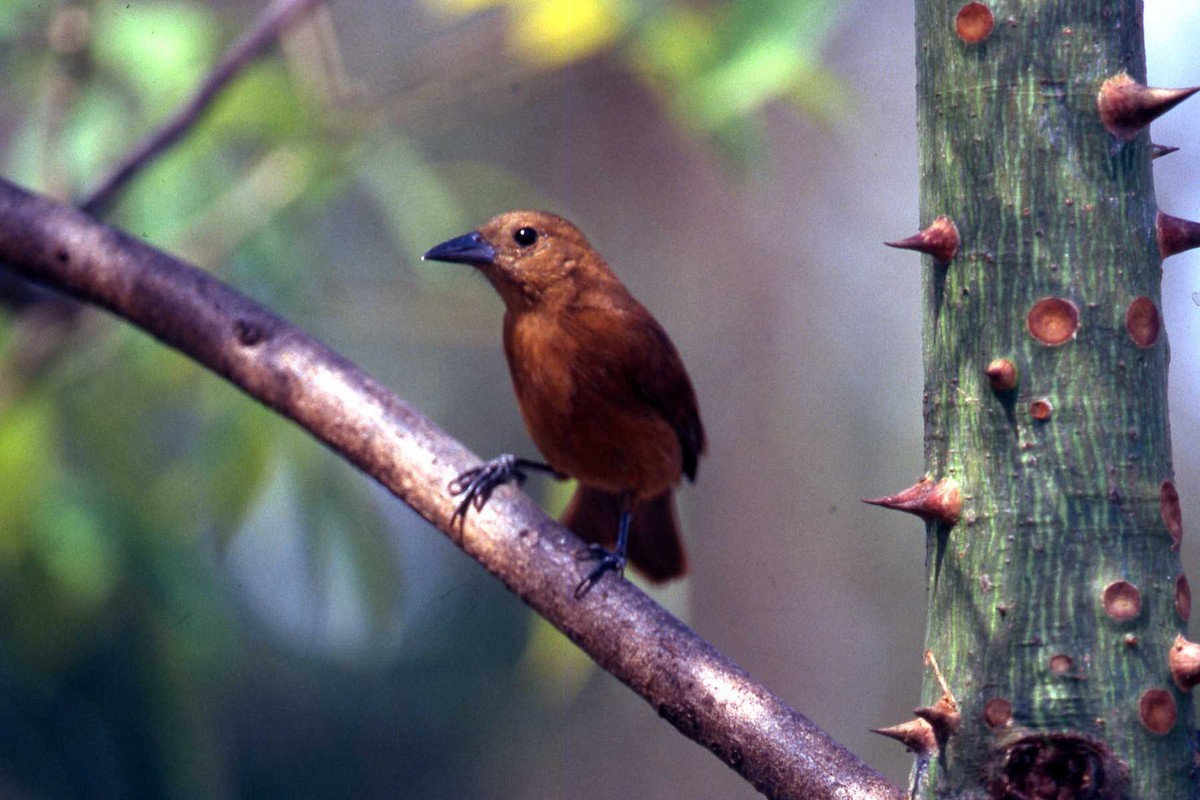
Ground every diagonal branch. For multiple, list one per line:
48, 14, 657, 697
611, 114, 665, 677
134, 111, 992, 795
4, 0, 327, 363
0, 177, 903, 800
79, 0, 327, 215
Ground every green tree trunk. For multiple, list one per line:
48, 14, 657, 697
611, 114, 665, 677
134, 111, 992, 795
910, 1, 1197, 796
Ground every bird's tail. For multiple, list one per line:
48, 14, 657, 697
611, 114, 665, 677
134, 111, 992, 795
560, 486, 688, 582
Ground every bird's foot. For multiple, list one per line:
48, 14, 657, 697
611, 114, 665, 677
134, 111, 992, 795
449, 454, 528, 526
574, 545, 627, 598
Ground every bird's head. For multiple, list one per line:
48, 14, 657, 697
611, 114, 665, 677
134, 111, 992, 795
423, 210, 609, 310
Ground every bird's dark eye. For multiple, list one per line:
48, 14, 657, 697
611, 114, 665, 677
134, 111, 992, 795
513, 227, 538, 247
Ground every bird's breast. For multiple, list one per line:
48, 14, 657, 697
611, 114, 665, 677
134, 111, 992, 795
503, 310, 681, 497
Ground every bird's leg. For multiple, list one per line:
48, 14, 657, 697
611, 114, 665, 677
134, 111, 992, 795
574, 495, 633, 598
449, 455, 562, 526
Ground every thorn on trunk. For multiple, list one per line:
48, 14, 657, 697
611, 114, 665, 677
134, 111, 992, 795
1170, 635, 1200, 692
1157, 211, 1200, 260
871, 718, 937, 756
885, 215, 960, 264
1098, 73, 1200, 141
863, 476, 962, 525
985, 358, 1018, 393
915, 650, 961, 743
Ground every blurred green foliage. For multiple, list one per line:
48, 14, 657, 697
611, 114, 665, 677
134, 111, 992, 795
0, 1, 841, 796
427, 0, 845, 158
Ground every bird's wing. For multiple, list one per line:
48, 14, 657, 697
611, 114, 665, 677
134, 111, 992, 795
570, 295, 707, 482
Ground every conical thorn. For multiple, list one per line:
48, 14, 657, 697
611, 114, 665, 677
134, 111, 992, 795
915, 696, 961, 742
1170, 635, 1200, 692
985, 358, 1018, 393
1157, 211, 1200, 260
871, 718, 937, 756
863, 476, 962, 525
1098, 72, 1200, 141
1152, 143, 1180, 159
885, 215, 959, 264
915, 650, 961, 743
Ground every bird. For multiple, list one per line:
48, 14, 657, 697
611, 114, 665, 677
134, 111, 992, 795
423, 210, 706, 597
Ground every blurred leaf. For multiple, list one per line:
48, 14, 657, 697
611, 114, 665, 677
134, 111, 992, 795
173, 145, 317, 268
357, 132, 467, 288
0, 394, 54, 565
3, 107, 49, 189
0, 0, 47, 40
506, 0, 632, 68
434, 159, 559, 226
519, 614, 595, 706
423, 0, 505, 13
143, 615, 232, 799
0, 396, 124, 675
627, 5, 716, 84
91, 1, 221, 114
230, 438, 404, 660
221, 197, 328, 307
677, 34, 810, 129
293, 445, 403, 647
784, 61, 851, 127
1, 568, 99, 675
197, 383, 276, 548
4, 80, 132, 194
417, 0, 845, 163
30, 492, 119, 610
708, 115, 767, 165
424, 0, 633, 68
629, 0, 847, 162
543, 476, 576, 519
207, 61, 316, 143
64, 84, 144, 192
52, 328, 279, 557
58, 332, 193, 533
114, 131, 242, 247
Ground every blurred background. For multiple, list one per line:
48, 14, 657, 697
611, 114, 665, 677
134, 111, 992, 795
0, 0, 1198, 797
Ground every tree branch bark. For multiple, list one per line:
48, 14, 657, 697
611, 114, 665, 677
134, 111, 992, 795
5, 0, 325, 323
0, 176, 902, 800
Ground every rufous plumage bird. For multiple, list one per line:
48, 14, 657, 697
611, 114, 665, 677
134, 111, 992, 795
423, 210, 705, 596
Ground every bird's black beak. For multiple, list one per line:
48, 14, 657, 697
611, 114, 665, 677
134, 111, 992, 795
422, 231, 496, 265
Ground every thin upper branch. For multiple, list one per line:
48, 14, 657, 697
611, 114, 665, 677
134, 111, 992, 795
78, 0, 327, 215
0, 177, 903, 800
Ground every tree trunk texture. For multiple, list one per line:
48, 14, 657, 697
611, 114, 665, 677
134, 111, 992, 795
910, 1, 1197, 797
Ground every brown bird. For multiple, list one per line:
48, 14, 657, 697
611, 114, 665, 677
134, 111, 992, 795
423, 210, 705, 596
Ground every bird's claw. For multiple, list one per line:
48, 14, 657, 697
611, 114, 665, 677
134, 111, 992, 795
449, 454, 526, 526
574, 545, 627, 598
